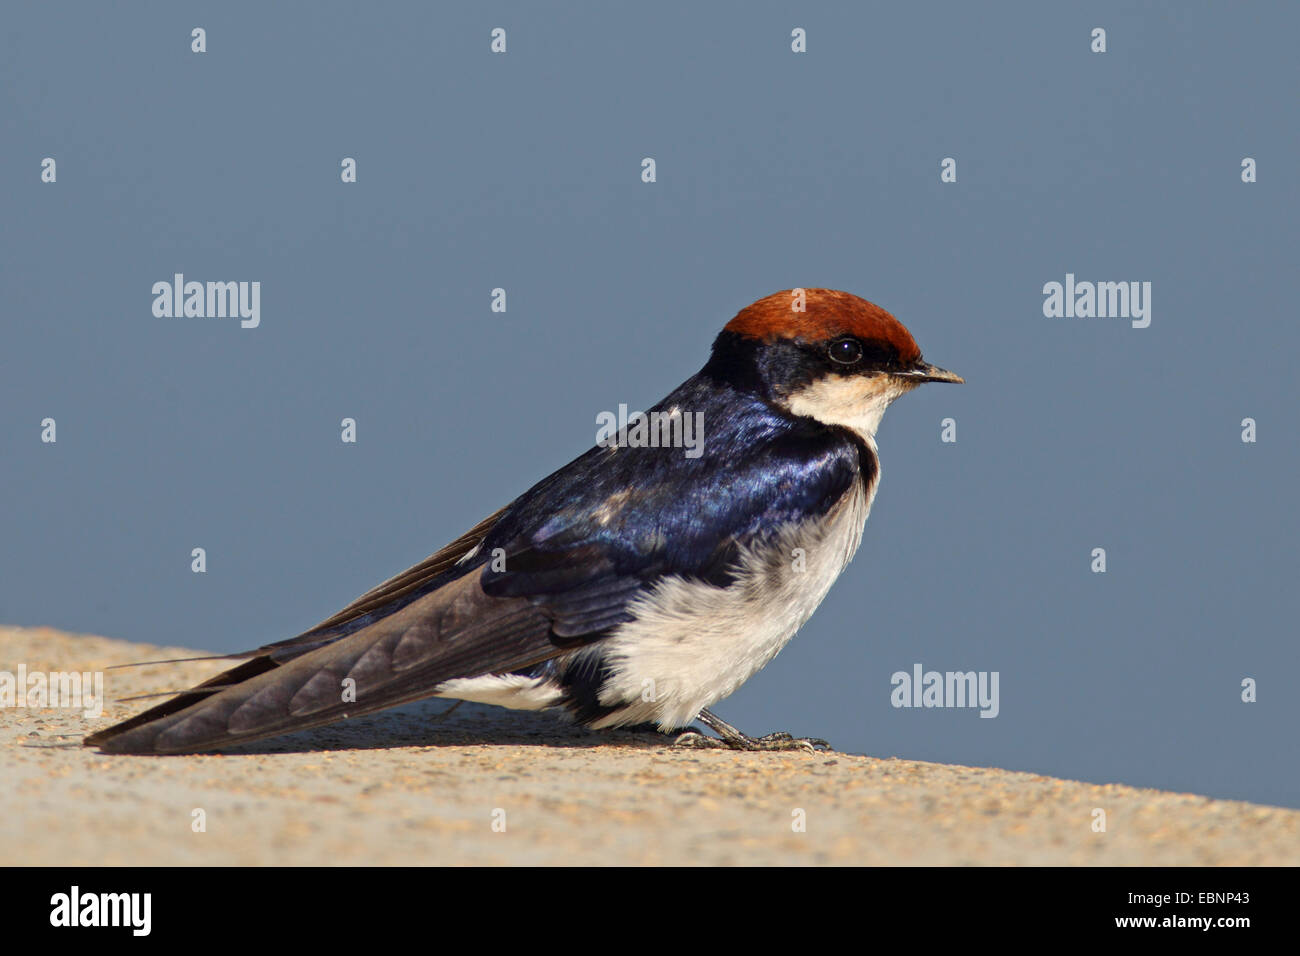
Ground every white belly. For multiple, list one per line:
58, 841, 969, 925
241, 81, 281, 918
588, 478, 872, 729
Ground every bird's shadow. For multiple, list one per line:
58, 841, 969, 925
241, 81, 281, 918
213, 700, 677, 756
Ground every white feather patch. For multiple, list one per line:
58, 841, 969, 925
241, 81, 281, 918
434, 673, 564, 710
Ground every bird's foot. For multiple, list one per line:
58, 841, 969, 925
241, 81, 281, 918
671, 709, 832, 752
673, 730, 830, 752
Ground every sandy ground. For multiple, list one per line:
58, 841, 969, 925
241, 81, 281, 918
2, 624, 1296, 866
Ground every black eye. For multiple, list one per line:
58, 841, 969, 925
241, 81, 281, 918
828, 337, 863, 365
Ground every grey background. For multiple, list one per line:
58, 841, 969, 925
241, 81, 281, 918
3, 2, 1297, 808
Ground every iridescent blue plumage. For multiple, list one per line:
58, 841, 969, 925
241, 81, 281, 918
478, 369, 873, 607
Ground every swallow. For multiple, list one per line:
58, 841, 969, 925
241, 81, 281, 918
86, 289, 962, 754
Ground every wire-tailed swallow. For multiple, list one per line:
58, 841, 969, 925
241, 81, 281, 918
86, 289, 962, 754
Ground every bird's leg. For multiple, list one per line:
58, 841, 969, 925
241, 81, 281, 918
673, 708, 831, 752
430, 699, 464, 722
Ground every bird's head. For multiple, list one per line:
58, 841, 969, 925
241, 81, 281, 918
704, 288, 963, 442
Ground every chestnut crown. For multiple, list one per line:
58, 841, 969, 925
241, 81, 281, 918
724, 288, 923, 368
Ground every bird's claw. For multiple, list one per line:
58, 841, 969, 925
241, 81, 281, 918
672, 729, 832, 752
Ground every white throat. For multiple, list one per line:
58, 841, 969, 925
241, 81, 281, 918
781, 374, 913, 444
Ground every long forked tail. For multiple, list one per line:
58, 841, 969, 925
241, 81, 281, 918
85, 572, 558, 754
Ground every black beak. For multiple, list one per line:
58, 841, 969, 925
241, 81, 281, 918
894, 361, 964, 384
